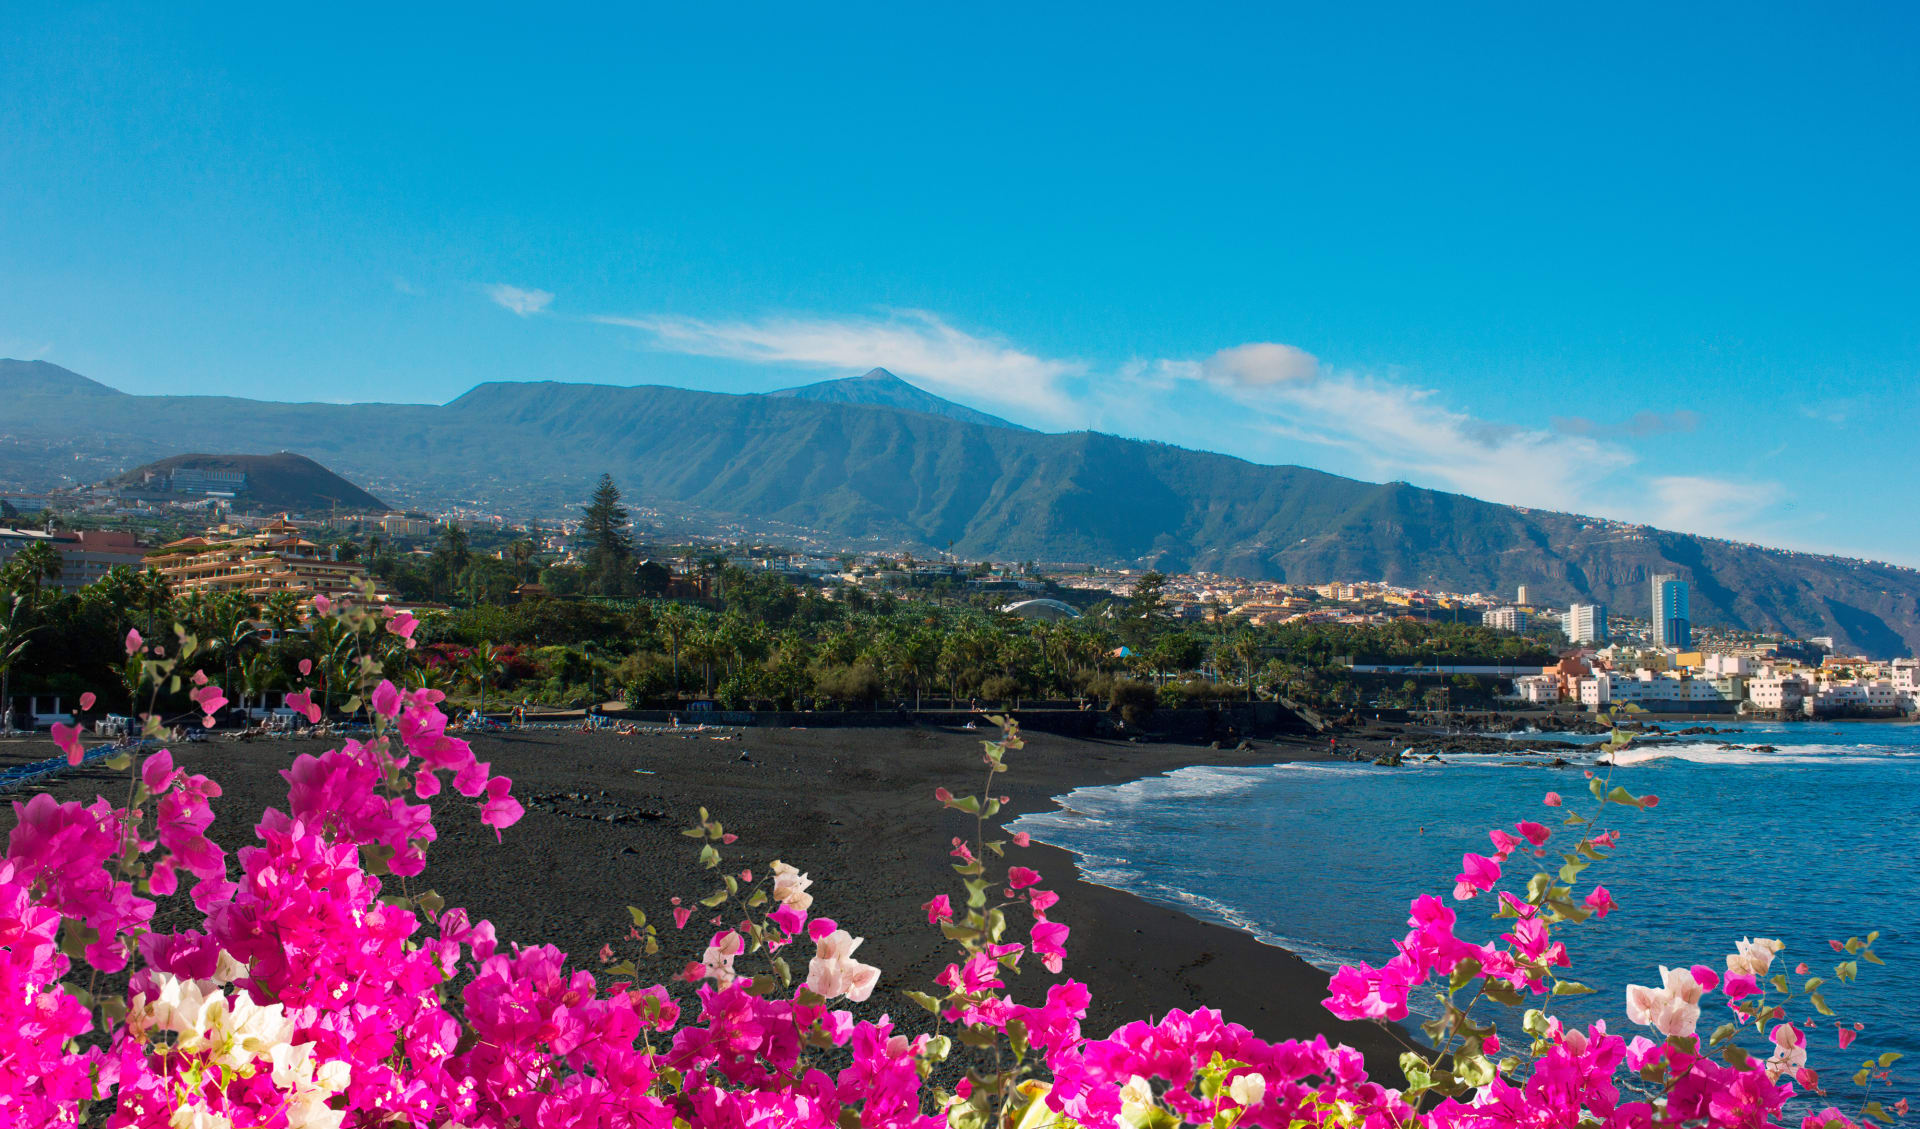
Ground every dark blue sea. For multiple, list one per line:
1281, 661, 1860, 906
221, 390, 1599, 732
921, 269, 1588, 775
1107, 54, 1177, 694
1011, 722, 1919, 1077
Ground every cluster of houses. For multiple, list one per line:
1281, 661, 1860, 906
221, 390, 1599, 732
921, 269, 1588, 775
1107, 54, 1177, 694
1509, 648, 1919, 718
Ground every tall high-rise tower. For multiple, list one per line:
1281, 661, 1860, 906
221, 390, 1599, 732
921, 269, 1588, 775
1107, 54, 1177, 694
1650, 574, 1690, 648
1562, 603, 1609, 645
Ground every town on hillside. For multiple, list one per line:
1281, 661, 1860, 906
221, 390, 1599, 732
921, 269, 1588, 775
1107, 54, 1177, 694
2, 470, 1914, 731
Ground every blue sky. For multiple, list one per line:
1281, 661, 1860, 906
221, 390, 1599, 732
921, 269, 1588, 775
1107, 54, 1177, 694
3, 4, 1916, 563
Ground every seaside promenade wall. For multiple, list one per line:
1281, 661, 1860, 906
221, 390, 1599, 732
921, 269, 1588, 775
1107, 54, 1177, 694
595, 702, 1315, 742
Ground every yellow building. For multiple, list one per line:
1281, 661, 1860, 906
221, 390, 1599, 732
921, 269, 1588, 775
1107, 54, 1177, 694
145, 519, 367, 599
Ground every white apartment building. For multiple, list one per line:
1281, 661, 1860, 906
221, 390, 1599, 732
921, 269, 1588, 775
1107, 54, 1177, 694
1514, 674, 1561, 703
1891, 659, 1918, 710
1483, 606, 1529, 633
1748, 674, 1809, 711
1806, 680, 1899, 714
1579, 670, 1728, 707
1703, 653, 1754, 677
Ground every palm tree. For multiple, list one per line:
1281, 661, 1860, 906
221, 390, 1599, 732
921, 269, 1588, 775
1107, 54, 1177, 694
508, 538, 537, 582
0, 593, 38, 731
262, 589, 304, 637
460, 643, 507, 717
239, 651, 280, 718
654, 603, 692, 699
206, 592, 262, 707
8, 539, 63, 610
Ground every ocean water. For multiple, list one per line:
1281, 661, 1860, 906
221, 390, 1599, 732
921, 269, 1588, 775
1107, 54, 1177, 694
1010, 722, 1919, 1074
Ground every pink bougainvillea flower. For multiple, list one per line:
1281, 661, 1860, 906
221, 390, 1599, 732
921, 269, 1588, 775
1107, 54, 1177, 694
807, 917, 838, 942
1583, 886, 1618, 918
1031, 919, 1069, 973
1007, 866, 1041, 890
1516, 820, 1551, 846
371, 679, 403, 719
78, 692, 95, 711
1487, 828, 1521, 858
1688, 965, 1721, 994
1641, 794, 1659, 808
1543, 791, 1563, 806
285, 689, 321, 723
298, 658, 313, 676
1724, 972, 1759, 1000
385, 608, 419, 648
1838, 1027, 1857, 1049
124, 627, 143, 654
312, 594, 330, 615
934, 787, 953, 804
1011, 831, 1030, 847
51, 720, 84, 765
1794, 962, 1809, 974
672, 906, 693, 929
924, 894, 953, 924
768, 902, 806, 937
1452, 852, 1502, 900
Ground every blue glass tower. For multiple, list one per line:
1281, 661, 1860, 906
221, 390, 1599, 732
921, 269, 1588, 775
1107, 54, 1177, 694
1650, 574, 1691, 648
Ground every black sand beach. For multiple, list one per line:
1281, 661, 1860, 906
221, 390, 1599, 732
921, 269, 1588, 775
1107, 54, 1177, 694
0, 722, 1427, 1079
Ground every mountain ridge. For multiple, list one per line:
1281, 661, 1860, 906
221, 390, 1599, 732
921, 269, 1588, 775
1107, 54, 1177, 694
3, 359, 1916, 654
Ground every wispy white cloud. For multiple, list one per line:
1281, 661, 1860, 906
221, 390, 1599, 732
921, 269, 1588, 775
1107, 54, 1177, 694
1163, 347, 1637, 512
487, 283, 553, 316
596, 309, 1084, 420
1644, 475, 1777, 540
1552, 409, 1700, 438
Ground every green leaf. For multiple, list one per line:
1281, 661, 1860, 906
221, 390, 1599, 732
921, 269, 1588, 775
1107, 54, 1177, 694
1604, 785, 1637, 806
1878, 1052, 1904, 1068
104, 752, 133, 771
699, 890, 728, 908
1864, 1101, 1893, 1125
905, 989, 943, 1014
1709, 1023, 1737, 1046
1861, 950, 1885, 966
1551, 980, 1596, 996
1809, 992, 1834, 1017
949, 795, 982, 815
1845, 936, 1864, 954
1723, 1044, 1750, 1070
697, 843, 720, 869
1482, 981, 1523, 1007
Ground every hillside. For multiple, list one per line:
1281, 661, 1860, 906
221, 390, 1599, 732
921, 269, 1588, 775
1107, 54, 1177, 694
4, 360, 1917, 654
771, 368, 1030, 431
107, 452, 387, 513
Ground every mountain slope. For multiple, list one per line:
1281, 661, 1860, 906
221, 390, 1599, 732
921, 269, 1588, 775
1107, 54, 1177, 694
4, 362, 1917, 654
771, 368, 1031, 431
0, 358, 126, 397
107, 452, 388, 513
